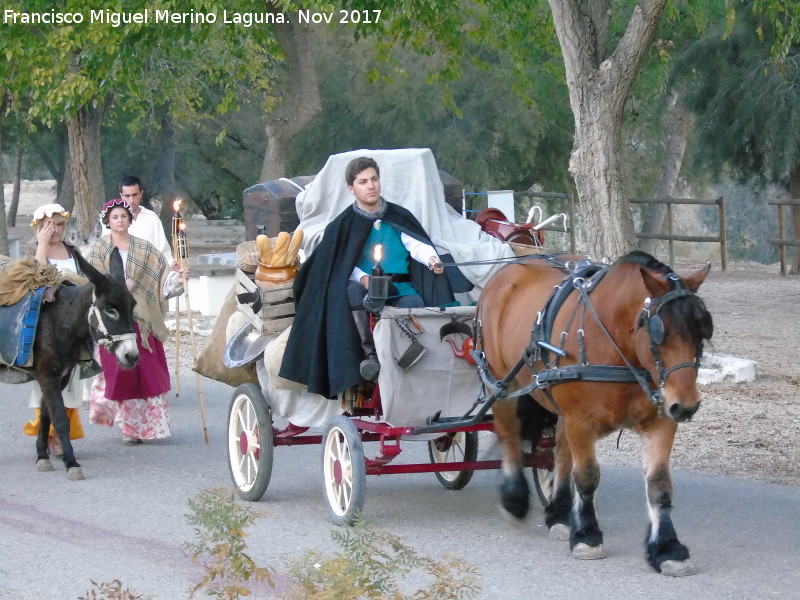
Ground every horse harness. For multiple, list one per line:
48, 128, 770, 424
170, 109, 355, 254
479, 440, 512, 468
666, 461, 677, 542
473, 258, 702, 410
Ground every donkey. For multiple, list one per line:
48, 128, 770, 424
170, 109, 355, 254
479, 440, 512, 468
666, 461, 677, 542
3, 248, 138, 480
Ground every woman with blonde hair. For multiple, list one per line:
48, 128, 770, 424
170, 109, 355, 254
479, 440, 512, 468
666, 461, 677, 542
87, 198, 187, 443
22, 203, 86, 456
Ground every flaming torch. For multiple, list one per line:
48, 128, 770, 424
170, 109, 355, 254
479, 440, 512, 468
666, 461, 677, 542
171, 201, 209, 444
171, 199, 183, 396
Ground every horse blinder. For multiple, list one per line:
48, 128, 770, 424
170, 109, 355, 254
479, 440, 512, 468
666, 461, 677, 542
648, 315, 665, 346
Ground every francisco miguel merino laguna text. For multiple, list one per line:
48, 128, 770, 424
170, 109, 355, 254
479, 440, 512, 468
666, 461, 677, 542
4, 9, 289, 28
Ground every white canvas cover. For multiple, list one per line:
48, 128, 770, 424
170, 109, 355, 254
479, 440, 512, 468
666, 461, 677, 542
374, 306, 481, 426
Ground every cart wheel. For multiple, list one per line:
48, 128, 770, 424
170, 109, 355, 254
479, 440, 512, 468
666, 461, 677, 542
322, 416, 366, 526
428, 431, 478, 490
228, 383, 273, 502
532, 467, 553, 508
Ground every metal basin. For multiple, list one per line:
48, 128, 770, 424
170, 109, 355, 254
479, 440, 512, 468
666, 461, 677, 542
223, 322, 273, 368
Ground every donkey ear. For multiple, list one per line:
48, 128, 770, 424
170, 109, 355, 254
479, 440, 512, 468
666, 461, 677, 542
681, 262, 711, 293
72, 249, 103, 285
108, 247, 126, 285
639, 267, 667, 297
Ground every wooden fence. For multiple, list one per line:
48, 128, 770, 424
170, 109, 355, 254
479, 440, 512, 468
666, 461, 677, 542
630, 197, 727, 271
768, 199, 800, 276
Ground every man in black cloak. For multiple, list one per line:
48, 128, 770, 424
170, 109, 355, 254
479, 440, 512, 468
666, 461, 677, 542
279, 157, 471, 399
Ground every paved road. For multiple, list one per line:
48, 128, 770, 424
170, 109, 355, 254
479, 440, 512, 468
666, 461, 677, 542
1, 373, 798, 599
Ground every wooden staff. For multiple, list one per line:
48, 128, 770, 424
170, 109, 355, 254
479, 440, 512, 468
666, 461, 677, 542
177, 223, 209, 445
171, 200, 183, 396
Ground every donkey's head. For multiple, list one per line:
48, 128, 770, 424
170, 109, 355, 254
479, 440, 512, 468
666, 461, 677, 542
74, 248, 139, 368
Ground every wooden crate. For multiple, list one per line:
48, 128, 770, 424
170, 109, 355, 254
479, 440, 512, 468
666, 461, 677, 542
234, 268, 295, 334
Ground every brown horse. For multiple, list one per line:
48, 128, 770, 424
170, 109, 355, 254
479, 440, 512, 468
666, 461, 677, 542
476, 251, 712, 576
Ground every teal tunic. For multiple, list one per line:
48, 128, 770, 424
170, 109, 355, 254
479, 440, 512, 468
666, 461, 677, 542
356, 222, 417, 297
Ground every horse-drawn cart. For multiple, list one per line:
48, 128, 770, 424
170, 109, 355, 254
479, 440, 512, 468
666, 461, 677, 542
222, 149, 556, 524
225, 303, 556, 524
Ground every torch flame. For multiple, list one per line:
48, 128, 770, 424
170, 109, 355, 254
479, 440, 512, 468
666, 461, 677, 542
373, 244, 382, 263
179, 222, 186, 232
173, 199, 182, 212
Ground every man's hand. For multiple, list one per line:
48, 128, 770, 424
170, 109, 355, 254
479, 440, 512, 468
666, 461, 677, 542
428, 256, 444, 275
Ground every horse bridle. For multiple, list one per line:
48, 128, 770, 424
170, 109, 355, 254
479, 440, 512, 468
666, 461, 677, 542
87, 301, 137, 349
637, 272, 703, 397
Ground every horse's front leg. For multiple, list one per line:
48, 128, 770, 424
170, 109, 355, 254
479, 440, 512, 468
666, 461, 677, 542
493, 398, 529, 521
40, 379, 84, 481
641, 420, 694, 576
564, 419, 605, 559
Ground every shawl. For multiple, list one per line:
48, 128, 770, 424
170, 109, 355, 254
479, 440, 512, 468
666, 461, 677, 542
87, 234, 169, 351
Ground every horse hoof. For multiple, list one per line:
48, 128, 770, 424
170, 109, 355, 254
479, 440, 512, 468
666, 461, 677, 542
659, 559, 696, 577
498, 505, 527, 527
36, 459, 54, 472
548, 523, 570, 541
66, 467, 85, 481
572, 543, 606, 560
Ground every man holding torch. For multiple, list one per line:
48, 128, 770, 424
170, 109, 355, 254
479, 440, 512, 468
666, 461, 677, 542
279, 156, 471, 399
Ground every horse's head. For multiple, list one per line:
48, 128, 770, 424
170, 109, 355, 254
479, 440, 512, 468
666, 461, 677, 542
630, 253, 713, 422
73, 248, 139, 369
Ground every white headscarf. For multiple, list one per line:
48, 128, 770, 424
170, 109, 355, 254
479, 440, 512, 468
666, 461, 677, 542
31, 203, 70, 228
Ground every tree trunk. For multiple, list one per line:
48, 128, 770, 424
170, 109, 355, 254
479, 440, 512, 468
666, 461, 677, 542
639, 92, 691, 255
7, 141, 24, 227
259, 6, 321, 182
0, 122, 9, 256
789, 163, 800, 275
155, 110, 179, 237
549, 0, 669, 259
67, 104, 106, 241
56, 132, 75, 212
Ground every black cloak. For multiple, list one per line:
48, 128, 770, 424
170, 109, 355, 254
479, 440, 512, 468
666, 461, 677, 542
278, 201, 472, 398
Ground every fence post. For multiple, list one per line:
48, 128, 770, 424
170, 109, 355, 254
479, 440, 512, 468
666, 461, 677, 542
717, 197, 727, 272
777, 203, 786, 276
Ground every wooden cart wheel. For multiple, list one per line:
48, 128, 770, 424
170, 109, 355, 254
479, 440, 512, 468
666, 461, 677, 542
322, 416, 366, 526
532, 467, 553, 508
227, 383, 274, 502
428, 431, 478, 490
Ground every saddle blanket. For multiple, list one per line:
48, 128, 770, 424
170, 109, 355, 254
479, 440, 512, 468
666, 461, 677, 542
0, 287, 45, 368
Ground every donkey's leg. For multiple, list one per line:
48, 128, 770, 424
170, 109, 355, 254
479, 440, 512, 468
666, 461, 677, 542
545, 419, 572, 541
642, 420, 694, 576
35, 404, 54, 472
41, 379, 84, 480
493, 398, 530, 521
564, 419, 605, 559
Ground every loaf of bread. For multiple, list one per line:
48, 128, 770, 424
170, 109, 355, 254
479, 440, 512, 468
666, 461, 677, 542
256, 234, 272, 264
271, 231, 291, 266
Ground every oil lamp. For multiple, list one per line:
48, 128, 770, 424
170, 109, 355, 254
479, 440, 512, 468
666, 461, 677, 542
365, 243, 389, 314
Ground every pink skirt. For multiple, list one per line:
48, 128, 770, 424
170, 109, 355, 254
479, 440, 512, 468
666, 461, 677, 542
99, 325, 170, 401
